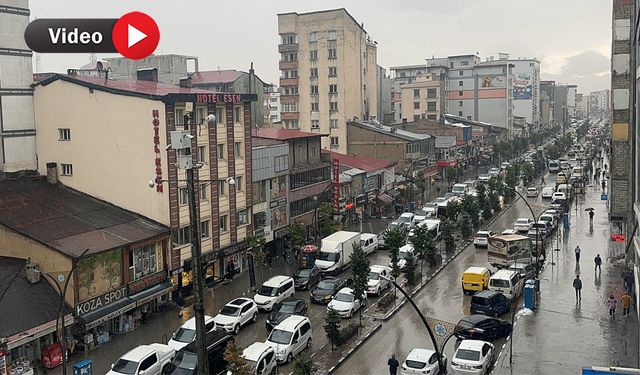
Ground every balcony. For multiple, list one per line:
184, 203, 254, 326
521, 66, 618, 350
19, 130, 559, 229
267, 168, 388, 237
279, 60, 298, 70
280, 77, 299, 86
281, 112, 299, 121
278, 43, 298, 53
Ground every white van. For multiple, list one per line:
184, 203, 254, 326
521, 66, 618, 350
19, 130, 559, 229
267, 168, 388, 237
360, 233, 378, 255
242, 342, 277, 375
254, 276, 295, 311
452, 183, 469, 196
488, 269, 524, 300
265, 315, 312, 364
548, 160, 560, 173
390, 244, 414, 269
167, 316, 215, 350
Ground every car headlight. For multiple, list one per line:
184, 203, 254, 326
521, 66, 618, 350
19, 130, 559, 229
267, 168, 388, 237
324, 295, 332, 300
277, 349, 286, 355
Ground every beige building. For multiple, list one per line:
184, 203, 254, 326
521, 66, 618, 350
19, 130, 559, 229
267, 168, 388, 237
277, 8, 378, 153
400, 74, 444, 122
33, 73, 256, 294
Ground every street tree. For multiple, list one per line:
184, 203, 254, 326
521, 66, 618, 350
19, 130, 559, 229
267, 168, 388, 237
246, 234, 267, 284
445, 199, 462, 225
411, 224, 429, 279
350, 242, 370, 325
293, 353, 316, 375
460, 194, 480, 230
504, 167, 518, 201
403, 254, 417, 285
476, 184, 492, 221
385, 227, 405, 279
224, 341, 252, 375
288, 220, 308, 265
440, 219, 456, 252
446, 166, 460, 185
324, 307, 341, 350
521, 163, 534, 184
318, 202, 339, 237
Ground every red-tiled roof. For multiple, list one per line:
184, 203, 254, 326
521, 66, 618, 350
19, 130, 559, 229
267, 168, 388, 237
191, 70, 243, 84
322, 150, 396, 172
37, 74, 213, 99
253, 128, 324, 140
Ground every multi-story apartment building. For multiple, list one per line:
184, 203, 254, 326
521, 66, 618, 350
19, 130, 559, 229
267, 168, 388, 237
566, 84, 578, 119
0, 0, 36, 172
33, 72, 256, 294
106, 54, 199, 85
540, 80, 556, 128
553, 84, 569, 131
390, 64, 428, 123
263, 88, 282, 125
277, 8, 378, 153
590, 89, 611, 114
400, 73, 446, 122
376, 65, 393, 123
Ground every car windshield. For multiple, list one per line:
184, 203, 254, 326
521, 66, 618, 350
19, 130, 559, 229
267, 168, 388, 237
452, 185, 466, 193
276, 303, 297, 314
471, 296, 488, 306
317, 280, 337, 290
398, 216, 411, 223
368, 271, 380, 280
405, 359, 427, 369
388, 222, 400, 230
318, 251, 339, 262
268, 329, 293, 345
455, 349, 481, 361
491, 279, 511, 288
220, 305, 241, 316
173, 351, 197, 370
527, 188, 537, 192
257, 286, 279, 297
414, 209, 428, 216
515, 219, 529, 224
334, 292, 354, 302
425, 202, 438, 208
458, 319, 476, 330
112, 359, 138, 375
173, 327, 196, 343
476, 232, 489, 238
295, 269, 312, 277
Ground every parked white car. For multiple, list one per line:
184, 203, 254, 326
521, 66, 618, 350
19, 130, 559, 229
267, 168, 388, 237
538, 213, 557, 229
473, 230, 495, 248
327, 287, 364, 318
541, 187, 555, 199
501, 229, 518, 235
451, 340, 494, 375
214, 297, 258, 334
397, 212, 415, 231
412, 208, 429, 224
513, 218, 533, 232
108, 344, 175, 375
390, 244, 415, 269
367, 265, 392, 296
265, 315, 312, 364
552, 192, 567, 202
478, 174, 491, 183
167, 316, 215, 351
242, 342, 277, 375
525, 187, 539, 197
401, 348, 447, 375
254, 276, 295, 311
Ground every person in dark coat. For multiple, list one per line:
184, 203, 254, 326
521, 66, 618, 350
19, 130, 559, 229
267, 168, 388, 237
594, 254, 602, 272
573, 275, 582, 300
388, 354, 400, 375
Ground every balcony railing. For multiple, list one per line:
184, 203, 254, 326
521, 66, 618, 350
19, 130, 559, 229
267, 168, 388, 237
278, 43, 298, 53
279, 60, 298, 70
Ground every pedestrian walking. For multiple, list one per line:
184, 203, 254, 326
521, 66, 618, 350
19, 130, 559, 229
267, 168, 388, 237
573, 275, 582, 299
621, 292, 632, 317
589, 210, 594, 224
575, 245, 581, 262
624, 270, 635, 294
602, 180, 607, 192
607, 294, 618, 318
594, 254, 602, 272
388, 354, 400, 375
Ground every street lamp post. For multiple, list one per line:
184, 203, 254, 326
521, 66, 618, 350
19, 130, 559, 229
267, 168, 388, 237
311, 182, 333, 244
508, 186, 542, 275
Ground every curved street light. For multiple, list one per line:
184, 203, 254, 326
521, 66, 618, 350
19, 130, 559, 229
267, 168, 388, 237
505, 185, 542, 275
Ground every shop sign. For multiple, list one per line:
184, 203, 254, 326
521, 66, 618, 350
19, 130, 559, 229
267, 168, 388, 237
75, 286, 128, 317
274, 227, 288, 239
218, 241, 247, 258
128, 271, 167, 295
152, 110, 163, 193
355, 195, 367, 207
332, 159, 340, 213
170, 268, 184, 276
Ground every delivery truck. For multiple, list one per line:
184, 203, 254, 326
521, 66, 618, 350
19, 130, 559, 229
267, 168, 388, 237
315, 231, 360, 275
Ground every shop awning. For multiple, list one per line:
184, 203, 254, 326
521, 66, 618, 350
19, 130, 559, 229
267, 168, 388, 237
378, 193, 394, 203
129, 281, 175, 307
78, 297, 137, 330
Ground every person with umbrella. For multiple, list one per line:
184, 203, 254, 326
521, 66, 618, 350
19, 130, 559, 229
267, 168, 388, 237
587, 208, 594, 223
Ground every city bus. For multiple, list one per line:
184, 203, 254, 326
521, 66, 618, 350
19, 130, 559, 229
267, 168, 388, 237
488, 234, 534, 269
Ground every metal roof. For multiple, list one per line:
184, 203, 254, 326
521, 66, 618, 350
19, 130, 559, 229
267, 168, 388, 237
323, 150, 396, 172
191, 70, 243, 84
349, 121, 432, 142
253, 128, 326, 140
0, 177, 169, 258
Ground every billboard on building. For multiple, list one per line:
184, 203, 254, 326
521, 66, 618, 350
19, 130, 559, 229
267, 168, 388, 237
480, 75, 506, 88
513, 73, 532, 100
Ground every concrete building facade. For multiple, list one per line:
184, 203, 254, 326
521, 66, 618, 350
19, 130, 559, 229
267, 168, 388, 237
106, 54, 198, 85
590, 89, 611, 114
376, 65, 393, 123
553, 84, 569, 131
566, 84, 578, 119
0, 0, 37, 172
390, 64, 429, 124
400, 74, 445, 122
263, 89, 282, 125
277, 8, 378, 153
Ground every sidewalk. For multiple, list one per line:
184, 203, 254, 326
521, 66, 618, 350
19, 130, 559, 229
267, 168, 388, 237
493, 165, 638, 374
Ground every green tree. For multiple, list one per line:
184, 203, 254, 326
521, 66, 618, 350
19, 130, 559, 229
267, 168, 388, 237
324, 307, 341, 350
446, 166, 460, 185
385, 227, 405, 279
445, 199, 462, 225
293, 353, 316, 375
476, 184, 492, 221
488, 189, 501, 213
440, 219, 455, 252
521, 163, 534, 184
411, 224, 428, 279
350, 242, 370, 325
318, 202, 339, 237
246, 234, 267, 284
224, 342, 252, 375
289, 220, 308, 266
460, 194, 480, 230
504, 167, 518, 201
403, 254, 417, 285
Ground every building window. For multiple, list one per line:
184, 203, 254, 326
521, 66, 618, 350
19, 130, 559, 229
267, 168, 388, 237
281, 34, 297, 44
175, 108, 185, 125
220, 215, 228, 232
330, 119, 339, 129
274, 155, 288, 172
330, 102, 338, 112
130, 243, 158, 280
308, 32, 318, 42
282, 102, 298, 112
58, 128, 71, 141
328, 30, 337, 40
253, 212, 267, 230
252, 180, 267, 205
219, 181, 226, 195
234, 142, 242, 158
458, 111, 463, 116
328, 48, 337, 59
201, 220, 210, 239
290, 167, 331, 189
200, 184, 208, 200
197, 146, 206, 163
413, 102, 420, 109
238, 209, 249, 225
427, 89, 437, 98
329, 67, 337, 77
236, 176, 243, 191
330, 136, 339, 147
458, 81, 463, 86
309, 50, 318, 60
216, 107, 224, 124
311, 85, 319, 94
282, 52, 297, 62
234, 107, 241, 123
61, 163, 73, 176
311, 120, 319, 129
310, 68, 318, 77
427, 102, 437, 111
195, 107, 206, 123
459, 100, 464, 106
414, 115, 420, 121
413, 89, 420, 99
179, 187, 188, 205
329, 84, 338, 94
173, 226, 191, 246
450, 62, 454, 68
467, 116, 472, 120
281, 69, 298, 79
311, 102, 319, 112
218, 144, 225, 159
427, 114, 437, 120
285, 120, 299, 129
458, 91, 464, 96
284, 86, 298, 95
459, 70, 464, 76
461, 61, 469, 66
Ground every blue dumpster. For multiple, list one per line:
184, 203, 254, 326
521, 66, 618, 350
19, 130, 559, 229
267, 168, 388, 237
409, 201, 417, 212
524, 279, 536, 310
563, 213, 570, 230
73, 359, 93, 375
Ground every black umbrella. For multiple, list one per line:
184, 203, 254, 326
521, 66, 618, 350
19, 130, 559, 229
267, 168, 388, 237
585, 208, 594, 211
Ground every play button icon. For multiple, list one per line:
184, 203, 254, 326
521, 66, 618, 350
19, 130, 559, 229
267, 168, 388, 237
112, 11, 159, 60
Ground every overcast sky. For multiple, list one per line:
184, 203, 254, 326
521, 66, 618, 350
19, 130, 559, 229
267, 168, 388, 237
31, 0, 611, 94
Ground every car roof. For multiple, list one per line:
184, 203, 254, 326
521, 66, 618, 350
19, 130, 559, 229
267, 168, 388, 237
370, 265, 391, 272
243, 342, 272, 361
360, 233, 377, 240
406, 348, 436, 362
228, 297, 252, 307
458, 339, 489, 351
465, 266, 489, 274
508, 262, 532, 269
542, 187, 554, 191
180, 315, 214, 329
400, 244, 414, 251
492, 269, 518, 279
476, 230, 492, 235
460, 314, 493, 325
336, 287, 354, 295
515, 217, 531, 222
527, 187, 537, 190
279, 298, 305, 305
473, 290, 500, 298
263, 275, 293, 286
272, 315, 309, 332
121, 346, 156, 361
400, 212, 414, 217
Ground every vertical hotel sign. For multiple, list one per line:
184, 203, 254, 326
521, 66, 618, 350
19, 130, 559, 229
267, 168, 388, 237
152, 110, 163, 192
332, 159, 340, 213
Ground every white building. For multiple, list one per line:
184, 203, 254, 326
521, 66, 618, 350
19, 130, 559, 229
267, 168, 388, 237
566, 85, 578, 119
0, 0, 36, 172
266, 91, 281, 124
